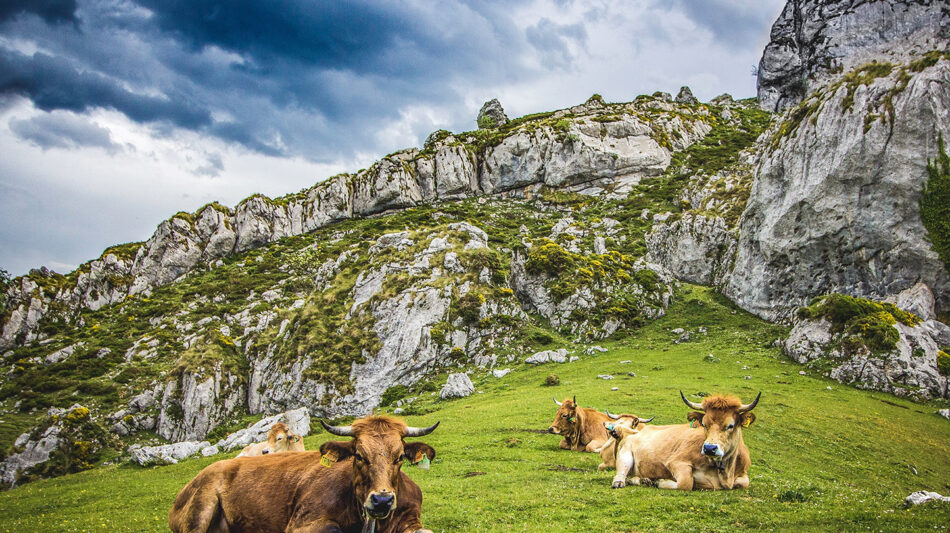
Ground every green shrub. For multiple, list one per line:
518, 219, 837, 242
921, 135, 950, 271
380, 385, 410, 407
798, 293, 919, 353
937, 350, 950, 376
544, 374, 560, 386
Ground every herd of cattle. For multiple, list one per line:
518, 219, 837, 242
168, 391, 760, 532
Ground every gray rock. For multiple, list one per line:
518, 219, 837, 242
492, 368, 511, 378
757, 0, 950, 111
215, 407, 310, 452
675, 86, 698, 105
0, 425, 61, 486
200, 445, 219, 457
905, 491, 950, 507
130, 440, 210, 466
525, 349, 568, 364
885, 283, 936, 322
938, 409, 950, 420
598, 374, 615, 380
440, 373, 475, 400
477, 98, 509, 129
728, 61, 950, 321
393, 407, 404, 415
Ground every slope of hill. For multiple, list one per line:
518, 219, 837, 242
0, 286, 947, 532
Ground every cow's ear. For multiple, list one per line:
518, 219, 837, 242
404, 442, 436, 464
686, 411, 704, 424
319, 440, 354, 460
739, 412, 756, 428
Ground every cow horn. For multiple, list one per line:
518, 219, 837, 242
405, 421, 440, 438
573, 395, 576, 405
320, 419, 355, 437
680, 390, 703, 411
553, 396, 562, 406
605, 410, 621, 420
638, 416, 655, 424
739, 391, 762, 413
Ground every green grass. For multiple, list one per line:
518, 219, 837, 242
0, 286, 948, 531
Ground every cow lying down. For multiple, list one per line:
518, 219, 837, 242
548, 396, 611, 452
170, 416, 439, 533
593, 411, 653, 471
237, 422, 305, 457
611, 392, 760, 491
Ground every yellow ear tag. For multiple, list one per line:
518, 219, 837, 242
742, 418, 751, 428
320, 453, 335, 467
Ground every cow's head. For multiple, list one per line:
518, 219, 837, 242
548, 396, 580, 436
263, 422, 295, 454
602, 410, 653, 440
681, 391, 760, 461
320, 416, 439, 520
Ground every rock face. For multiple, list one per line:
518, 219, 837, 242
757, 0, 950, 111
728, 56, 950, 321
477, 98, 509, 129
675, 86, 698, 105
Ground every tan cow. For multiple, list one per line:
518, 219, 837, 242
170, 415, 438, 533
548, 396, 610, 452
236, 422, 305, 457
611, 391, 760, 490
593, 411, 653, 471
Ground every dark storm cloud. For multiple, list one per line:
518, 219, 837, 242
9, 112, 122, 152
0, 0, 535, 161
0, 0, 77, 24
525, 18, 588, 71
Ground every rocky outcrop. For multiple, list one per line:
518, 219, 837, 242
1, 98, 712, 349
156, 368, 245, 442
757, 0, 950, 111
728, 56, 950, 321
477, 98, 509, 129
647, 213, 736, 286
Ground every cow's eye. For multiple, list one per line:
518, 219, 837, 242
394, 457, 404, 465
354, 453, 365, 463
727, 423, 735, 430
277, 436, 283, 441
562, 414, 569, 418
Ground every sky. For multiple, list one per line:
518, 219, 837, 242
0, 0, 786, 277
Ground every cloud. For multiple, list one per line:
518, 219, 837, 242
0, 0, 77, 24
525, 18, 588, 71
9, 111, 122, 152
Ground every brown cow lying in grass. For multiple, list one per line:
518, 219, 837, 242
593, 411, 653, 471
548, 396, 611, 452
236, 422, 305, 457
169, 415, 438, 533
611, 391, 760, 490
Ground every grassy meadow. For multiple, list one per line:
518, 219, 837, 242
0, 285, 948, 532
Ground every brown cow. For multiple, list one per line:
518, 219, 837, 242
169, 415, 438, 533
548, 396, 610, 452
611, 391, 760, 490
236, 422, 305, 457
593, 411, 653, 471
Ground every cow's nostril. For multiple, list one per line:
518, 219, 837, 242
262, 449, 270, 455
702, 444, 718, 454
547, 427, 555, 434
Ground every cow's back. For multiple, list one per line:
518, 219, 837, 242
627, 424, 701, 478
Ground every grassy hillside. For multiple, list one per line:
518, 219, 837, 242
0, 285, 948, 532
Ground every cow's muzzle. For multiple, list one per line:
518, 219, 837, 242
548, 426, 558, 434
702, 443, 723, 457
365, 491, 396, 519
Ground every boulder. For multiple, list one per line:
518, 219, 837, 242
130, 441, 210, 466
492, 368, 511, 378
525, 349, 568, 365
905, 491, 950, 507
440, 373, 475, 400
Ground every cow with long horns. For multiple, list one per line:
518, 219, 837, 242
169, 415, 438, 533
593, 411, 654, 471
548, 396, 611, 452
611, 392, 760, 490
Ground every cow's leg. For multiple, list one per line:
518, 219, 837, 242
658, 462, 694, 491
584, 439, 605, 452
611, 447, 634, 488
733, 475, 750, 489
286, 523, 343, 533
169, 483, 223, 533
558, 438, 571, 450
